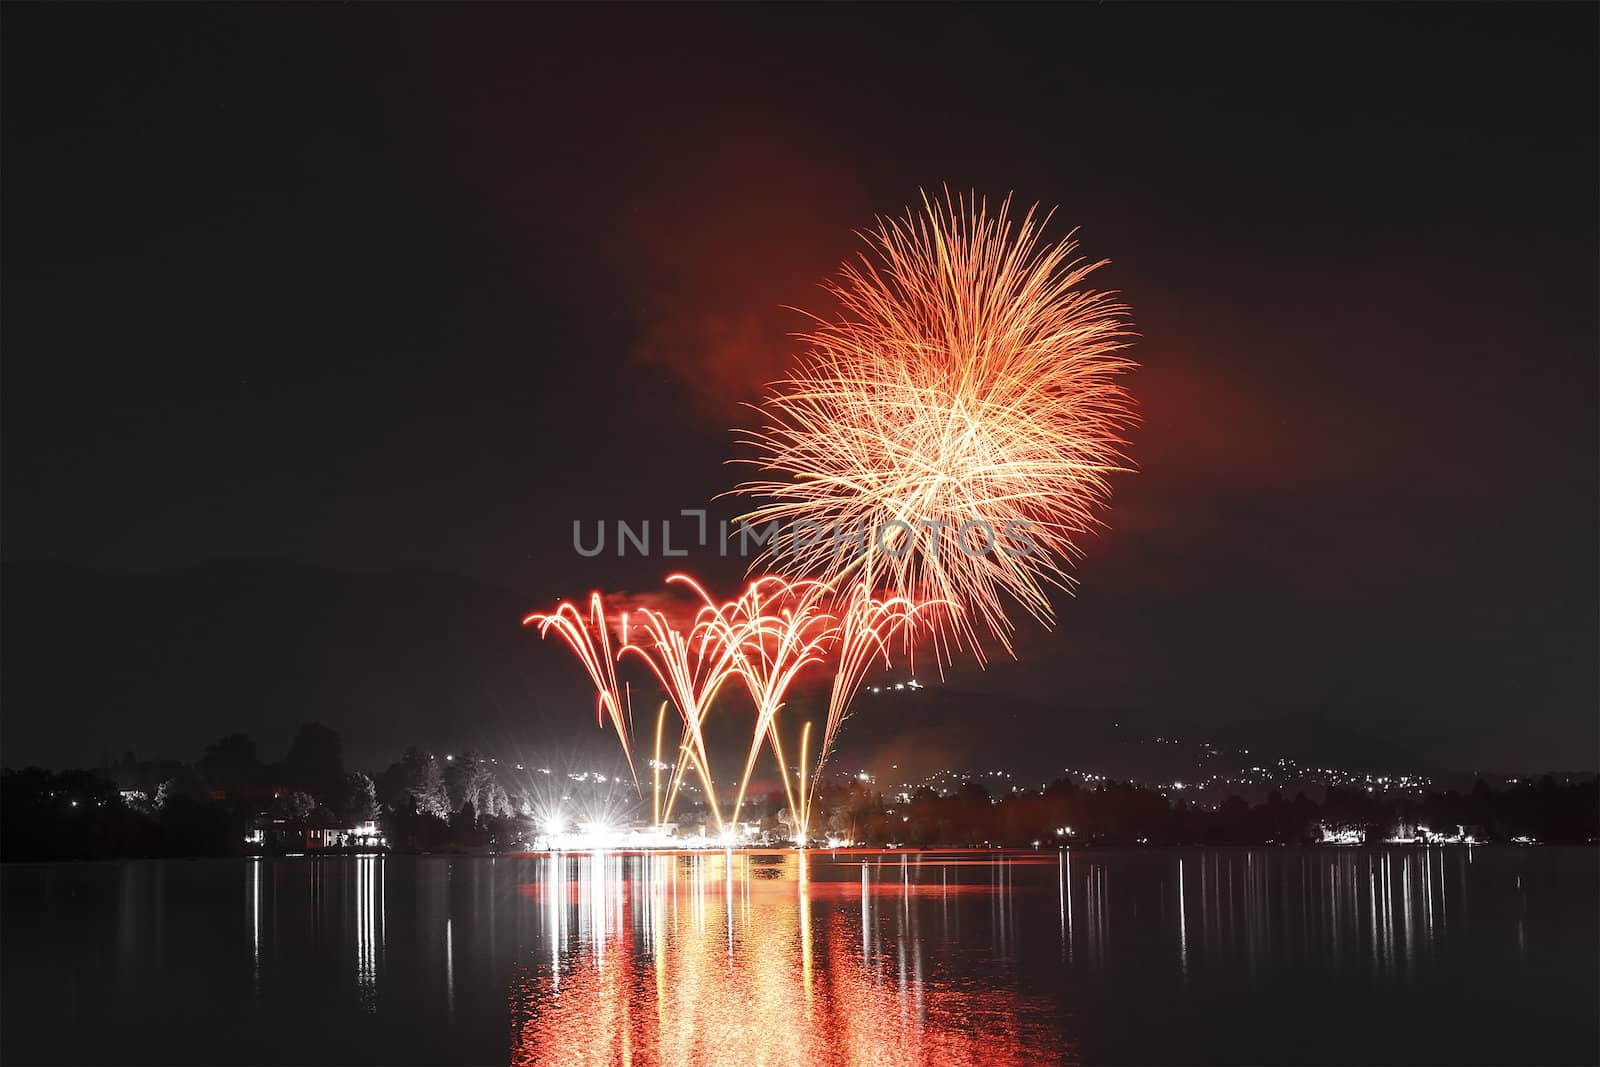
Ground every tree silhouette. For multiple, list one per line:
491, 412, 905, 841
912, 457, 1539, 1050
334, 771, 379, 823
379, 747, 449, 818
197, 733, 261, 795
279, 722, 344, 799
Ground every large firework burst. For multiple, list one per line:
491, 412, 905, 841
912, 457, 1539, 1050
736, 191, 1137, 658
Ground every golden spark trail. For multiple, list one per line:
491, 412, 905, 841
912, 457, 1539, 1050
621, 591, 746, 834
522, 594, 639, 789
796, 721, 811, 846
692, 576, 831, 830
653, 701, 667, 828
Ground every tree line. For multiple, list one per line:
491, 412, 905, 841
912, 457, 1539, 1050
2, 724, 1594, 860
820, 775, 1597, 847
0, 723, 529, 860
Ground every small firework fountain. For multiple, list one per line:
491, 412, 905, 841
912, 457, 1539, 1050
525, 577, 930, 846
527, 191, 1136, 846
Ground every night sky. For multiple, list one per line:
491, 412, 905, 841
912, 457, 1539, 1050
3, 5, 1595, 773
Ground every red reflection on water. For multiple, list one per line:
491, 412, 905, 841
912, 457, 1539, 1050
509, 852, 1064, 1066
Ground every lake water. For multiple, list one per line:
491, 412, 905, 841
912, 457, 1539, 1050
2, 847, 1594, 1065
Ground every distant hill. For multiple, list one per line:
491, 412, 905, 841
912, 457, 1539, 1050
817, 684, 1410, 788
0, 559, 1447, 789
814, 684, 1127, 783
1, 559, 593, 771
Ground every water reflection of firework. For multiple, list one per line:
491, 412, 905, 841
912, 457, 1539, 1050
509, 851, 1060, 1067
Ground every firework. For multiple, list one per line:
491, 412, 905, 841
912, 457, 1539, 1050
801, 582, 927, 836
522, 594, 637, 787
736, 190, 1136, 658
525, 575, 935, 843
619, 581, 749, 834
527, 196, 1134, 842
695, 575, 833, 829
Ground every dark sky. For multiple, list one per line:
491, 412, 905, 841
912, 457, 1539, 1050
4, 4, 1596, 772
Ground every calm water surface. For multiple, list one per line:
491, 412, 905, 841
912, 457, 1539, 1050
3, 848, 1595, 1065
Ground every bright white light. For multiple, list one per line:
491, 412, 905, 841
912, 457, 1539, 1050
1319, 823, 1363, 845
538, 821, 726, 852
